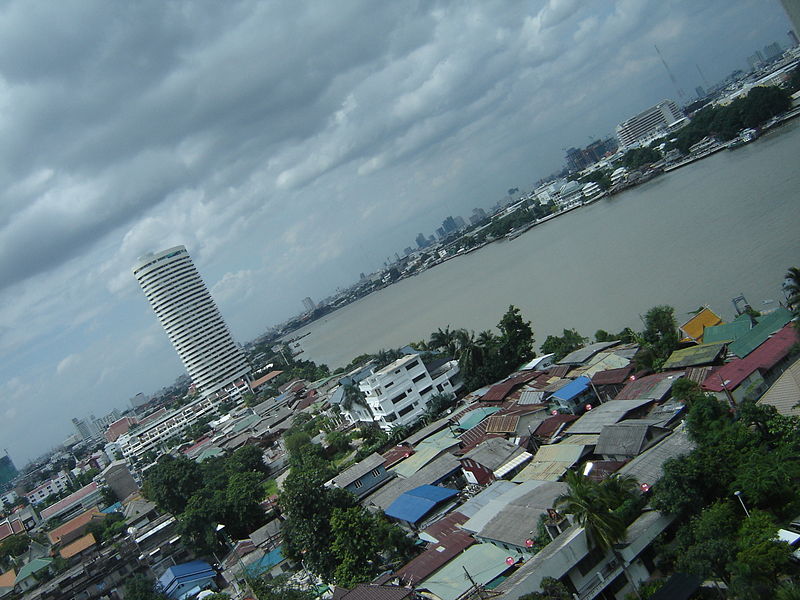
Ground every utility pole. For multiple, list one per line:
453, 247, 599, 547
463, 566, 486, 600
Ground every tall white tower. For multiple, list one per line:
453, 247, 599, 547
133, 246, 251, 398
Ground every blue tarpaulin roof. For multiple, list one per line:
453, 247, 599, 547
551, 376, 591, 402
385, 485, 459, 524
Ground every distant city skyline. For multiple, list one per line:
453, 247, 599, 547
0, 0, 793, 462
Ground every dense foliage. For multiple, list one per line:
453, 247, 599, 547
279, 444, 415, 585
541, 329, 588, 362
652, 381, 800, 598
142, 446, 270, 554
669, 85, 791, 153
427, 305, 535, 390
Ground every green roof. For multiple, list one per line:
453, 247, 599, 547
15, 558, 52, 582
729, 307, 793, 358
703, 314, 752, 344
195, 447, 224, 462
231, 414, 260, 433
457, 406, 502, 430
420, 543, 520, 600
662, 342, 728, 370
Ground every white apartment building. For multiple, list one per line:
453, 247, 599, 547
25, 471, 72, 505
357, 354, 462, 430
117, 396, 221, 460
615, 99, 683, 148
133, 246, 251, 398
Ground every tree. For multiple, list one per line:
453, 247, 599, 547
226, 445, 269, 476
223, 472, 267, 538
497, 305, 535, 368
142, 454, 203, 515
0, 534, 31, 560
429, 326, 459, 356
637, 305, 680, 371
330, 507, 382, 587
123, 575, 169, 600
518, 577, 572, 600
247, 574, 315, 600
341, 383, 368, 412
555, 471, 642, 597
785, 266, 800, 316
541, 329, 588, 361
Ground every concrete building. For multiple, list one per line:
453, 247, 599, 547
25, 472, 72, 505
71, 417, 98, 442
358, 355, 462, 430
302, 296, 316, 312
416, 233, 429, 249
763, 41, 783, 60
133, 246, 251, 399
116, 396, 221, 460
615, 100, 683, 148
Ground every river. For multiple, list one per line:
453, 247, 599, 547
292, 121, 800, 369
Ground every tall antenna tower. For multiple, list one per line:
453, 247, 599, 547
655, 44, 684, 100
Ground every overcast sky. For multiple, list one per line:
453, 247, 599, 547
0, 0, 791, 464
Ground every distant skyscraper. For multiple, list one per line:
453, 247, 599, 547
695, 86, 706, 98
453, 216, 466, 230
302, 297, 316, 312
0, 452, 18, 490
133, 246, 251, 398
763, 42, 782, 60
72, 416, 98, 441
780, 0, 800, 41
416, 233, 428, 249
747, 50, 765, 71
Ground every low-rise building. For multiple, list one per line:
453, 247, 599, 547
25, 471, 72, 505
358, 355, 462, 430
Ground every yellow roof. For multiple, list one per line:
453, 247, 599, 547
680, 308, 723, 342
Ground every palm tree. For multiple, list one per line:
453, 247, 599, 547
342, 383, 367, 412
785, 266, 800, 313
429, 326, 459, 356
555, 471, 642, 599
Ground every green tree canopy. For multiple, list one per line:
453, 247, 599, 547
142, 454, 203, 515
541, 329, 588, 362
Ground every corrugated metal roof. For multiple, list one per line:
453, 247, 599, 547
617, 428, 695, 486
518, 389, 547, 405
331, 453, 386, 488
703, 324, 797, 392
567, 399, 655, 434
533, 414, 579, 438
457, 480, 519, 519
547, 365, 573, 378
385, 485, 459, 524
595, 422, 669, 457
615, 371, 683, 401
558, 341, 622, 365
396, 513, 475, 584
494, 451, 533, 478
571, 353, 631, 379
391, 446, 444, 479
457, 406, 502, 430
560, 434, 600, 445
729, 307, 793, 358
419, 544, 519, 600
679, 308, 723, 342
520, 354, 555, 370
59, 533, 96, 559
485, 414, 520, 433
365, 454, 462, 510
461, 438, 526, 470
551, 376, 591, 402
592, 366, 634, 386
757, 356, 800, 417
702, 314, 752, 344
662, 342, 727, 370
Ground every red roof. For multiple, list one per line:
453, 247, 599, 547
0, 519, 24, 542
104, 417, 139, 442
592, 366, 634, 386
382, 445, 415, 469
702, 324, 797, 392
533, 414, 578, 438
614, 371, 679, 400
250, 370, 283, 390
481, 372, 539, 401
395, 512, 475, 584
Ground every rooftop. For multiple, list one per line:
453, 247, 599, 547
702, 314, 752, 344
679, 307, 723, 342
330, 453, 386, 488
614, 371, 683, 401
566, 399, 655, 435
419, 543, 519, 600
728, 307, 793, 358
617, 428, 695, 487
40, 482, 99, 520
558, 341, 621, 365
384, 485, 459, 524
461, 438, 526, 471
757, 356, 800, 417
702, 324, 797, 392
662, 342, 727, 370
59, 533, 96, 559
550, 376, 591, 402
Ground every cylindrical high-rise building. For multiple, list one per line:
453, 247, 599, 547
133, 246, 251, 398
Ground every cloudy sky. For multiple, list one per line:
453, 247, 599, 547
0, 0, 791, 463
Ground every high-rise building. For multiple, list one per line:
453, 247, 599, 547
442, 216, 458, 233
302, 297, 316, 312
416, 233, 429, 249
780, 0, 800, 41
747, 51, 765, 71
133, 246, 251, 399
763, 42, 782, 60
0, 452, 18, 490
615, 99, 683, 148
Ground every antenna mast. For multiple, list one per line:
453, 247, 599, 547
655, 44, 684, 100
